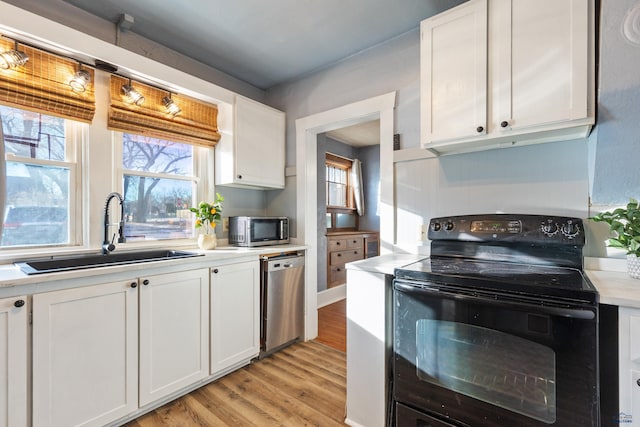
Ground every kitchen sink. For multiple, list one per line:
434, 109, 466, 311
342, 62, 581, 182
16, 250, 204, 275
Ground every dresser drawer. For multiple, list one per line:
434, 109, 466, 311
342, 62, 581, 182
328, 238, 348, 252
346, 237, 364, 249
329, 265, 347, 284
330, 248, 364, 265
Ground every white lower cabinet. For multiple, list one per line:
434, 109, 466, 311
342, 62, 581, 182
346, 269, 391, 427
32, 280, 138, 427
620, 307, 640, 426
0, 296, 28, 427
32, 268, 210, 427
210, 260, 260, 375
139, 269, 209, 406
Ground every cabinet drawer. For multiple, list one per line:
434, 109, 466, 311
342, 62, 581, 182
329, 265, 347, 284
329, 239, 348, 252
346, 237, 364, 249
330, 249, 364, 265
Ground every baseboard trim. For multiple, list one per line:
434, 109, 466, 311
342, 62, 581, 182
317, 284, 346, 308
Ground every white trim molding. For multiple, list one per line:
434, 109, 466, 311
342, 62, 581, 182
295, 91, 397, 340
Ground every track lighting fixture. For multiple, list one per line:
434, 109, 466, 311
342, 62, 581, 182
162, 93, 181, 116
0, 41, 29, 70
121, 79, 145, 105
69, 63, 91, 93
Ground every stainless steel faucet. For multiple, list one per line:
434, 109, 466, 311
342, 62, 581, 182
102, 192, 126, 254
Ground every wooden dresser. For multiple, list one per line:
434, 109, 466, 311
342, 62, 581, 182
326, 231, 379, 288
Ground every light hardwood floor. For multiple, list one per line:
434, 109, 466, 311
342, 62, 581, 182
125, 300, 348, 427
316, 299, 346, 352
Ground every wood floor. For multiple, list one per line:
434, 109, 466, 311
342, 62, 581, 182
125, 299, 347, 427
316, 299, 346, 352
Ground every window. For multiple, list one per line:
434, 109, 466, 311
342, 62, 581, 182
120, 133, 196, 241
326, 153, 353, 208
325, 152, 357, 231
1, 105, 79, 248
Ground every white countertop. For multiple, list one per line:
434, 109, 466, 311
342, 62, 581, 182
0, 244, 306, 295
584, 257, 640, 308
345, 253, 427, 275
347, 254, 640, 308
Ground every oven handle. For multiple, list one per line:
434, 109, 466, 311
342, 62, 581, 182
394, 282, 596, 320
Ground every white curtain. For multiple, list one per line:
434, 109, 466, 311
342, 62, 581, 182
351, 159, 364, 216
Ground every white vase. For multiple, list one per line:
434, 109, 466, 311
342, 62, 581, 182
197, 234, 217, 250
628, 254, 640, 279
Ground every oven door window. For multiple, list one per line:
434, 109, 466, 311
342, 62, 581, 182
416, 319, 556, 423
393, 280, 598, 427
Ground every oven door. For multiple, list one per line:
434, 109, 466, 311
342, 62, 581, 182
393, 279, 599, 427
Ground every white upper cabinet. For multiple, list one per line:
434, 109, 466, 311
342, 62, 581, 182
421, 0, 594, 155
216, 96, 285, 189
421, 0, 488, 145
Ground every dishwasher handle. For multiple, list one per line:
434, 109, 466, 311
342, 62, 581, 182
264, 255, 305, 272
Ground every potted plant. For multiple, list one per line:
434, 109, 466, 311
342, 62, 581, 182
190, 192, 224, 250
591, 198, 640, 279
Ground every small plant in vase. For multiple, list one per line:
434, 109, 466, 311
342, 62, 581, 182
591, 198, 640, 279
190, 192, 224, 250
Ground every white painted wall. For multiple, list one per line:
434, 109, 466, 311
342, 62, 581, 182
394, 139, 592, 255
266, 28, 604, 255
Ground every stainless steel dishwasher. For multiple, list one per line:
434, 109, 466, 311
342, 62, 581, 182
260, 252, 305, 357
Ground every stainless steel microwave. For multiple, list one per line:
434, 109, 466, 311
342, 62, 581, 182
228, 216, 289, 247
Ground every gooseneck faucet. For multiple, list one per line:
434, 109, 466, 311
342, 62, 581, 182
102, 192, 126, 254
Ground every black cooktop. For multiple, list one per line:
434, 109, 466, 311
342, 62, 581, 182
393, 214, 598, 305
395, 257, 598, 305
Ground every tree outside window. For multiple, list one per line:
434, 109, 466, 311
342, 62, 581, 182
121, 134, 196, 240
0, 105, 73, 248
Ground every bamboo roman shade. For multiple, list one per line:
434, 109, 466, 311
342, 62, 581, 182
108, 75, 221, 147
0, 40, 96, 123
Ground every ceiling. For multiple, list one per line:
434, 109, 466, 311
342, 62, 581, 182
326, 120, 381, 147
61, 0, 465, 90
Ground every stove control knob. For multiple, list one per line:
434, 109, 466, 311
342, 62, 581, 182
444, 221, 455, 231
540, 221, 558, 237
431, 222, 441, 232
561, 220, 580, 238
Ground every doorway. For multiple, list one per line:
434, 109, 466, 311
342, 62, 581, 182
318, 122, 381, 297
295, 91, 396, 340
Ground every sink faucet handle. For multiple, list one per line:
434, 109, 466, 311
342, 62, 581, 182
105, 233, 116, 252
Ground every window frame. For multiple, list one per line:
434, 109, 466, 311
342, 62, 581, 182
113, 131, 208, 247
325, 152, 358, 231
0, 111, 84, 252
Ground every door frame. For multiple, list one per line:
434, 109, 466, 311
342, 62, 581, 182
295, 92, 396, 340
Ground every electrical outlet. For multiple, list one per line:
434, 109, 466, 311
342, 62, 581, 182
222, 217, 229, 232
420, 224, 428, 241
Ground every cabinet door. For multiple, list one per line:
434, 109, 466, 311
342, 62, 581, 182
33, 281, 138, 427
491, 0, 590, 132
421, 0, 487, 145
619, 307, 640, 424
234, 96, 285, 188
0, 296, 27, 427
210, 261, 260, 375
139, 269, 209, 407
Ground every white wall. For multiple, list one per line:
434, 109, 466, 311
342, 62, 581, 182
394, 139, 593, 255
266, 20, 605, 257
